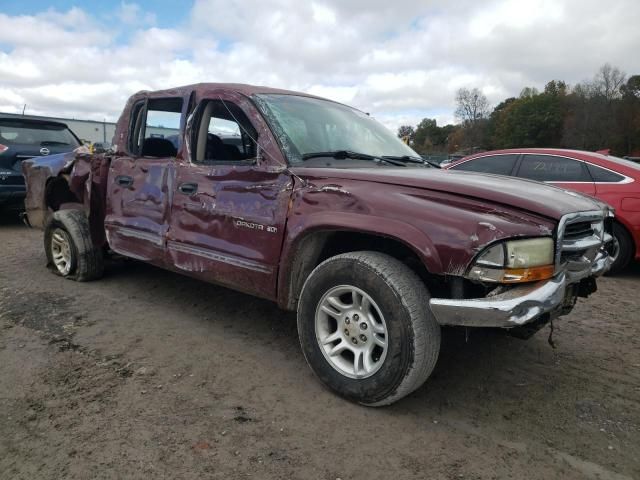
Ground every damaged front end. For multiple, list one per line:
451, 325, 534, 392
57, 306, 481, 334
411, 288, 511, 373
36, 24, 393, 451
429, 209, 614, 337
21, 151, 77, 229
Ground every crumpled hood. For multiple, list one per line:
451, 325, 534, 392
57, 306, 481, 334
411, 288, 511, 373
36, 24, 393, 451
291, 167, 606, 221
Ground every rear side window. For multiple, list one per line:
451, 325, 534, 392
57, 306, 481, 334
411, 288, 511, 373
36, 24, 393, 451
451, 155, 518, 175
586, 163, 625, 183
517, 154, 591, 182
0, 120, 79, 147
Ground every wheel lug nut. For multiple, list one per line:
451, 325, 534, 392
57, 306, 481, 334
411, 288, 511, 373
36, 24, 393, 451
351, 337, 358, 344
353, 314, 359, 321
344, 329, 350, 335
360, 335, 367, 342
345, 318, 350, 324
360, 323, 367, 330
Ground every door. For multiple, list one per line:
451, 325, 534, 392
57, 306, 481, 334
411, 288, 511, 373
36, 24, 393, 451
516, 154, 596, 196
166, 94, 292, 299
105, 97, 184, 264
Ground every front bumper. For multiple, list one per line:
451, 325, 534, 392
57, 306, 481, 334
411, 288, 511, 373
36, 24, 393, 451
429, 248, 612, 328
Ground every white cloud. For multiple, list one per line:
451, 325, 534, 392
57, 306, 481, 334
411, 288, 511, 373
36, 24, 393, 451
117, 2, 156, 26
469, 0, 564, 37
311, 3, 337, 25
0, 0, 638, 132
0, 8, 110, 49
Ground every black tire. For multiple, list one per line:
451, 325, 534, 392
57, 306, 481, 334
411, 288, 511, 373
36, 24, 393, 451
607, 222, 634, 275
297, 251, 441, 406
44, 210, 104, 281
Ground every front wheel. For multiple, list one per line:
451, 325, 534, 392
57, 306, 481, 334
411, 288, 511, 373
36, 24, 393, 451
297, 251, 440, 406
607, 222, 634, 275
44, 210, 104, 281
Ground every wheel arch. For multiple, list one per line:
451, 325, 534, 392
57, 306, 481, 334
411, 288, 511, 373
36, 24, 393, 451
277, 219, 442, 311
45, 175, 83, 212
44, 171, 108, 249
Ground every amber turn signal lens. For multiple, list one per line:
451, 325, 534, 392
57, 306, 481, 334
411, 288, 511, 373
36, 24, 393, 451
501, 265, 555, 283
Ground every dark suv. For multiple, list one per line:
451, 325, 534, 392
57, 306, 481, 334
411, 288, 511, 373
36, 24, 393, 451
0, 116, 81, 210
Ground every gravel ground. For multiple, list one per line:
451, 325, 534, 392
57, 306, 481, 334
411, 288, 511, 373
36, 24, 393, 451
1, 214, 639, 480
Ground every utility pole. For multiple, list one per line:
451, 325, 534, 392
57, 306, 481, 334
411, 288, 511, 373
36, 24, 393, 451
22, 104, 26, 115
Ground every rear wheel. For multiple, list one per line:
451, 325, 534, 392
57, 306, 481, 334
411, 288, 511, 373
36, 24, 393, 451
297, 251, 440, 406
44, 210, 104, 281
607, 222, 634, 275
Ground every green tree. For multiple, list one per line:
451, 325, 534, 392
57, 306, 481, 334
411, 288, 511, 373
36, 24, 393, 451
544, 80, 568, 96
490, 82, 566, 148
412, 118, 437, 151
409, 118, 456, 154
397, 125, 415, 141
452, 64, 637, 155
621, 75, 640, 98
519, 87, 539, 98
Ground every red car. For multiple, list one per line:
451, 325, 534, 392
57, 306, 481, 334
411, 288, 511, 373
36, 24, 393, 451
445, 148, 640, 273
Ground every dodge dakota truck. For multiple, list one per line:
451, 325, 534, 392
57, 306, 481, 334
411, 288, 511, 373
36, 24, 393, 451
22, 83, 613, 406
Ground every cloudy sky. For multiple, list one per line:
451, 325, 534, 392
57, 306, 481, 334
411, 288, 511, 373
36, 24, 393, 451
0, 0, 638, 131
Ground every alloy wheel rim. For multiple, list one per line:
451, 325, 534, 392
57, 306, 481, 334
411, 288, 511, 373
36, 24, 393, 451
51, 228, 72, 275
315, 285, 388, 379
609, 235, 620, 264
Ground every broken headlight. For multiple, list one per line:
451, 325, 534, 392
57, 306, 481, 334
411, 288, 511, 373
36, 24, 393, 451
467, 237, 555, 283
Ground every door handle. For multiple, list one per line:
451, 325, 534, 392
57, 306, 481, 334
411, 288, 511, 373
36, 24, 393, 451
178, 182, 198, 195
115, 175, 133, 187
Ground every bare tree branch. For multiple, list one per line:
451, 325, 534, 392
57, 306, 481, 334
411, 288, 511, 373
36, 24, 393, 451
455, 88, 490, 124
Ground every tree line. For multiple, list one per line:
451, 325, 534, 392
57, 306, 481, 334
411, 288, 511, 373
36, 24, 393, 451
397, 64, 640, 157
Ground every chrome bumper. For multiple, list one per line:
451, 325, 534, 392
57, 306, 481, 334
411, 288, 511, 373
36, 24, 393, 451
429, 249, 612, 328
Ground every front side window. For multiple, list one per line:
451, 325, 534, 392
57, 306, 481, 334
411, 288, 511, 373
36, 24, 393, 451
193, 100, 257, 163
451, 155, 518, 175
517, 154, 591, 182
254, 94, 420, 164
130, 97, 183, 157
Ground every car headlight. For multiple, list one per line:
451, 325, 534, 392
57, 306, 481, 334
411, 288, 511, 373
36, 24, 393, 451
467, 237, 555, 283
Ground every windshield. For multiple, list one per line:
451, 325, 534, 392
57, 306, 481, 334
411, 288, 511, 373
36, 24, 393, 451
0, 120, 80, 147
254, 94, 420, 164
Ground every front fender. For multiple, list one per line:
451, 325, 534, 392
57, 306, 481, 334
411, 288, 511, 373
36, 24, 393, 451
22, 152, 75, 228
276, 176, 558, 309
276, 179, 444, 309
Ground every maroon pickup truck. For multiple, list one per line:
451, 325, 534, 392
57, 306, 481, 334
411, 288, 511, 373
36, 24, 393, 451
22, 83, 613, 406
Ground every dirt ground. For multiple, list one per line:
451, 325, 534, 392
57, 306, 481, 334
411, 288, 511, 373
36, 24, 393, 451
0, 213, 638, 480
